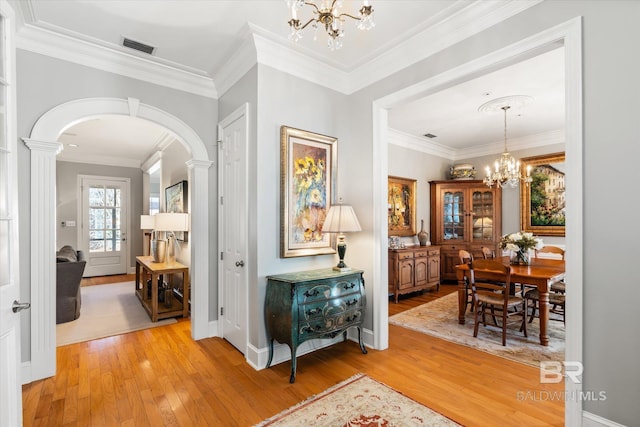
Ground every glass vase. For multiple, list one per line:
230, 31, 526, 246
510, 249, 530, 265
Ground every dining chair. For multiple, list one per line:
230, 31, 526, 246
481, 246, 495, 259
523, 286, 566, 324
469, 259, 527, 346
535, 245, 566, 294
458, 250, 474, 313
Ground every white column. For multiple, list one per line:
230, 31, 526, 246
23, 138, 62, 380
186, 159, 213, 340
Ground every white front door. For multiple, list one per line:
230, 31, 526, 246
0, 1, 23, 424
80, 176, 129, 276
218, 104, 248, 353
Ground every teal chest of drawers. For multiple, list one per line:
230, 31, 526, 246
265, 268, 367, 383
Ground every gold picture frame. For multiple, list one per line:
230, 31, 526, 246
388, 176, 417, 237
280, 126, 337, 258
520, 152, 566, 236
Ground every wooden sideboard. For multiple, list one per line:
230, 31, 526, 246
388, 246, 440, 303
265, 268, 367, 383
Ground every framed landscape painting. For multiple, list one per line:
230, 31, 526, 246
520, 152, 566, 236
280, 126, 337, 258
388, 176, 416, 237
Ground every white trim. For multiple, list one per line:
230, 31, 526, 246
23, 98, 213, 382
388, 127, 566, 161
14, 1, 541, 98
372, 17, 583, 425
583, 412, 627, 427
23, 139, 61, 381
217, 103, 250, 356
349, 0, 544, 94
16, 24, 217, 99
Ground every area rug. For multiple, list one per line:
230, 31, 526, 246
389, 292, 564, 367
56, 281, 177, 346
255, 373, 460, 426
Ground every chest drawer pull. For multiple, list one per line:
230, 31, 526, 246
305, 307, 322, 316
303, 289, 320, 298
343, 282, 356, 290
346, 298, 359, 307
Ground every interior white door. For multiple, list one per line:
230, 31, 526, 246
80, 177, 129, 276
218, 105, 248, 353
0, 2, 23, 424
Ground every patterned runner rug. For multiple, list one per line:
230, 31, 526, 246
255, 373, 460, 426
389, 292, 564, 367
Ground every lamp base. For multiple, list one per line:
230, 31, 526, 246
332, 266, 352, 272
151, 239, 167, 263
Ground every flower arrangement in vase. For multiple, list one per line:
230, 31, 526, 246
499, 231, 543, 265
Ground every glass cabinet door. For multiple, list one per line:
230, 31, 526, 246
471, 189, 495, 241
442, 190, 465, 241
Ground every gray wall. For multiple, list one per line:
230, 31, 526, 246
348, 1, 639, 424
17, 49, 217, 362
16, 1, 640, 423
56, 161, 144, 269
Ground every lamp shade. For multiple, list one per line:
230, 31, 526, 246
323, 205, 362, 233
140, 215, 155, 230
154, 213, 189, 232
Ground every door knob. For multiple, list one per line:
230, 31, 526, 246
235, 260, 245, 267
12, 300, 31, 313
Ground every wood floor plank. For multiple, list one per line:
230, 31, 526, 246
25, 280, 563, 426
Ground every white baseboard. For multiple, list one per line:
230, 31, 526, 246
583, 412, 627, 427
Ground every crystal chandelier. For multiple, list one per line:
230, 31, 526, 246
482, 102, 533, 188
287, 0, 375, 51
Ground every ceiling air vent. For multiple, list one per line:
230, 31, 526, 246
122, 37, 155, 55
423, 133, 437, 139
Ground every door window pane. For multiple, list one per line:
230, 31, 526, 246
88, 185, 122, 252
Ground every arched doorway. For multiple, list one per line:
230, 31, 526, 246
24, 97, 213, 381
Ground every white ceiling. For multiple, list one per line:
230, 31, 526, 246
14, 0, 563, 166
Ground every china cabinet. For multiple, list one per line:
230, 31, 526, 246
429, 180, 502, 281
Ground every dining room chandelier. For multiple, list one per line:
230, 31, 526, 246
287, 0, 375, 51
480, 96, 533, 188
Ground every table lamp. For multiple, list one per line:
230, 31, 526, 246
322, 203, 362, 271
154, 213, 189, 264
140, 215, 156, 253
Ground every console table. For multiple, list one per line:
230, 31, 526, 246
265, 268, 367, 383
135, 256, 189, 322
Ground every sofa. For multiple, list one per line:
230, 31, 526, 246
56, 245, 86, 324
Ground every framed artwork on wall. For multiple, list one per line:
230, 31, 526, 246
165, 180, 188, 241
388, 176, 417, 237
520, 152, 566, 236
280, 125, 337, 258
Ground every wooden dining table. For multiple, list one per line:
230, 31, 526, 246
455, 256, 565, 346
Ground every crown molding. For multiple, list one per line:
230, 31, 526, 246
250, 24, 351, 95
455, 128, 565, 159
13, 0, 542, 99
214, 25, 258, 98
388, 128, 455, 160
57, 152, 141, 168
16, 23, 218, 99
388, 127, 564, 161
348, 0, 543, 93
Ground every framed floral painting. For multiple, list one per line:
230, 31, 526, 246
520, 152, 566, 236
388, 176, 416, 237
280, 126, 337, 258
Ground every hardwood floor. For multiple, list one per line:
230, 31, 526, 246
23, 283, 563, 426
